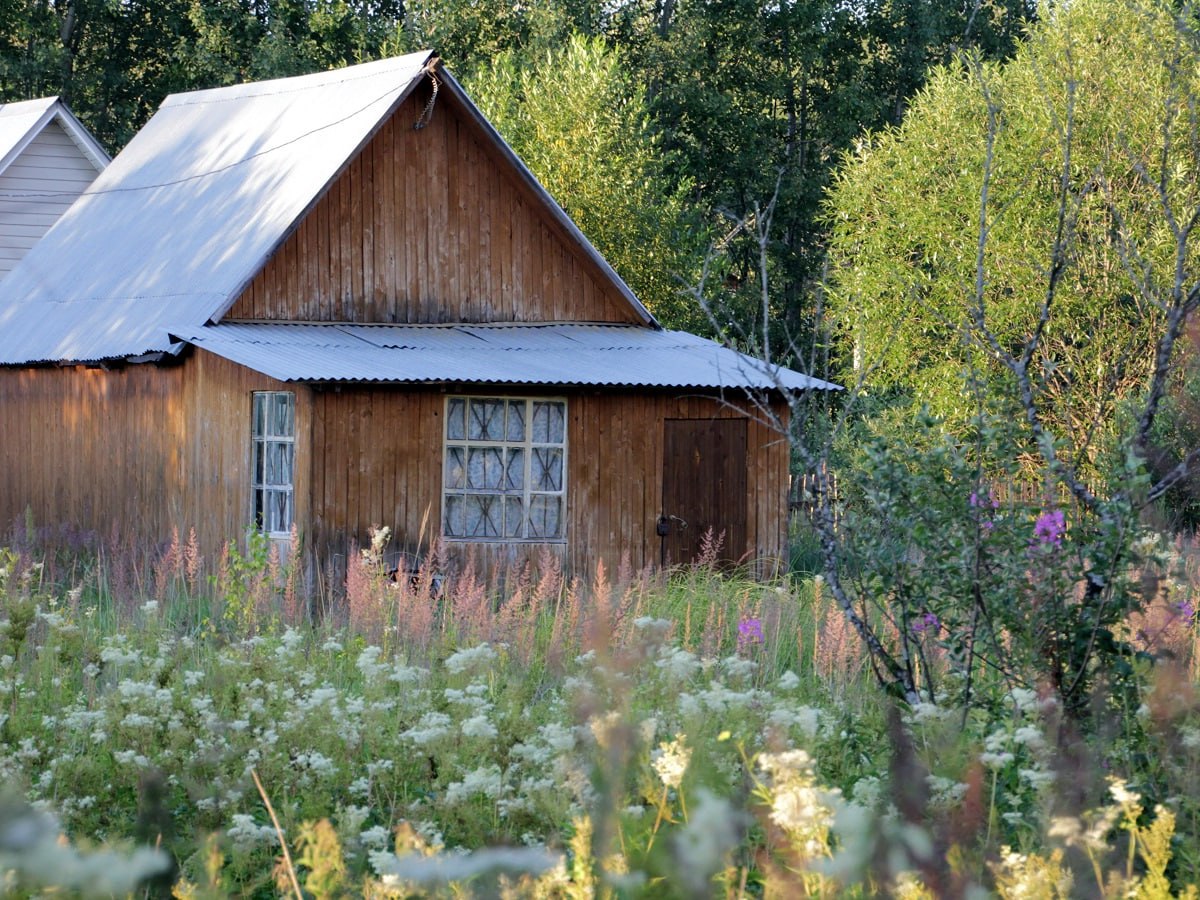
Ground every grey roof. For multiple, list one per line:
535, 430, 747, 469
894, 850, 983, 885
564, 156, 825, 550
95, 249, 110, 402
0, 96, 109, 175
0, 56, 432, 364
0, 55, 657, 366
172, 322, 839, 392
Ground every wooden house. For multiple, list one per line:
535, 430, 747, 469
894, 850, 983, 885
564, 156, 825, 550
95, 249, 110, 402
0, 97, 108, 279
0, 54, 835, 582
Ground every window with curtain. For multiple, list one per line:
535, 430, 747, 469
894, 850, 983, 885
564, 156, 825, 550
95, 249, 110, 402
251, 391, 295, 535
443, 397, 567, 541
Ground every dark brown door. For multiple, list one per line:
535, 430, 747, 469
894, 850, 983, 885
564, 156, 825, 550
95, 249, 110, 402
660, 418, 748, 566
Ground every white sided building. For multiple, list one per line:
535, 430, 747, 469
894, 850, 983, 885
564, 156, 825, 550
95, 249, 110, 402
0, 97, 109, 279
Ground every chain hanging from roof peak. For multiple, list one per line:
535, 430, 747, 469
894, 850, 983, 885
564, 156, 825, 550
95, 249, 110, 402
414, 56, 441, 130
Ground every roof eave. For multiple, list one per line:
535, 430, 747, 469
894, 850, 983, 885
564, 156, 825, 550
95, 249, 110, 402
0, 98, 109, 176
52, 103, 111, 171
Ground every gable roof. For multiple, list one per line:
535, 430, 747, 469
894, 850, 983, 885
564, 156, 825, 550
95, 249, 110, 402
173, 322, 840, 391
0, 56, 654, 366
0, 96, 109, 176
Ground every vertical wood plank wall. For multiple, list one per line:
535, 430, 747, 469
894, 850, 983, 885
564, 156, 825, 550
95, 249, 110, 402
0, 351, 306, 563
311, 387, 791, 580
1, 359, 789, 582
0, 364, 185, 543
225, 88, 639, 326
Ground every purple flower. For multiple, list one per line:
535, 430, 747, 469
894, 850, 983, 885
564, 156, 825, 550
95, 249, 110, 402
1175, 600, 1196, 625
737, 617, 764, 651
1033, 509, 1066, 547
970, 489, 1000, 509
911, 612, 940, 634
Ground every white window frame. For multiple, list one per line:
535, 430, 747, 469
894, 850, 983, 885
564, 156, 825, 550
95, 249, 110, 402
442, 396, 568, 542
251, 391, 295, 537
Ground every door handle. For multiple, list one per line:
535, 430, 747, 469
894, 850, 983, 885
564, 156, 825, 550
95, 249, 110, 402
657, 514, 688, 535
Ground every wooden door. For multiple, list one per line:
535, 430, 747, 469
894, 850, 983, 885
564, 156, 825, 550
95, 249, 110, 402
660, 418, 748, 567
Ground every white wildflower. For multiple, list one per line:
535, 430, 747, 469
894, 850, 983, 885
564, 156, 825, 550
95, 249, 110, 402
1008, 687, 1041, 715
721, 655, 758, 680
1012, 725, 1046, 751
1109, 778, 1140, 808
980, 751, 1015, 770
1179, 725, 1200, 750
758, 749, 841, 859
655, 647, 700, 681
227, 814, 279, 850
1018, 767, 1055, 790
444, 644, 498, 676
925, 776, 968, 808
359, 825, 390, 849
652, 735, 691, 789
402, 712, 453, 747
444, 765, 504, 804
778, 670, 801, 691
461, 714, 498, 740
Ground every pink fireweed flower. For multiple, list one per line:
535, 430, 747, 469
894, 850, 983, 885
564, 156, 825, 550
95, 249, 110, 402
737, 617, 764, 652
1033, 509, 1065, 547
911, 612, 940, 634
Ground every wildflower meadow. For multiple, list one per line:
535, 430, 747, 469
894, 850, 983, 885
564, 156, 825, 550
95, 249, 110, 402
1, 513, 1199, 898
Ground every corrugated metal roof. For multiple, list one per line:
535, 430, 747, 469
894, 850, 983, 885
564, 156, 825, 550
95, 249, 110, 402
172, 322, 839, 392
0, 55, 433, 364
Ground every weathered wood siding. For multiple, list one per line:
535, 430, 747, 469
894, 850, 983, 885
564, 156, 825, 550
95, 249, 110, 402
0, 351, 307, 562
0, 120, 102, 278
0, 363, 184, 541
310, 388, 790, 580
225, 87, 640, 326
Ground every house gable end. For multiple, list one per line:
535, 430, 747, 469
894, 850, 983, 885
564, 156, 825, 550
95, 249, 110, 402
223, 77, 648, 326
0, 112, 107, 280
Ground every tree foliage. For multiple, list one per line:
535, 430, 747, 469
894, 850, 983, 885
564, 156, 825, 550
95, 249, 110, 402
827, 0, 1200, 448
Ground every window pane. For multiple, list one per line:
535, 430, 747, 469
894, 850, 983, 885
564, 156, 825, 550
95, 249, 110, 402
445, 447, 466, 489
266, 490, 289, 533
468, 399, 504, 441
253, 440, 264, 485
527, 495, 562, 539
445, 494, 465, 537
531, 448, 563, 491
252, 394, 266, 437
532, 402, 565, 443
504, 497, 525, 538
265, 443, 289, 485
447, 399, 466, 440
504, 448, 524, 490
505, 401, 525, 442
254, 489, 265, 530
271, 393, 294, 437
465, 495, 500, 537
467, 447, 503, 490
280, 444, 294, 483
